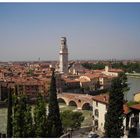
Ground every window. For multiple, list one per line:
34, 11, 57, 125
96, 101, 98, 107
106, 105, 108, 110
95, 109, 99, 117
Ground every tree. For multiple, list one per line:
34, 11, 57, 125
7, 88, 13, 138
24, 105, 33, 137
47, 70, 63, 137
104, 76, 125, 138
33, 94, 47, 137
13, 95, 33, 137
119, 72, 130, 101
119, 72, 130, 93
13, 95, 26, 137
61, 110, 84, 132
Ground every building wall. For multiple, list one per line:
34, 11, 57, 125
93, 100, 127, 135
93, 100, 107, 132
134, 92, 140, 102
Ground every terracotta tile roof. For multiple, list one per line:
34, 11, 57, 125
129, 103, 140, 110
92, 94, 109, 104
84, 73, 101, 79
92, 94, 130, 114
109, 69, 123, 73
64, 78, 80, 83
83, 73, 112, 79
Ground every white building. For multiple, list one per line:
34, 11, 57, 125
102, 66, 123, 77
59, 37, 68, 74
92, 94, 130, 137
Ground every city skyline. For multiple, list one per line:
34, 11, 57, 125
0, 3, 140, 61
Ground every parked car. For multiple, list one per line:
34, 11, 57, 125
88, 131, 99, 138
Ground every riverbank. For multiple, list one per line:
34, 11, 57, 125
126, 73, 140, 79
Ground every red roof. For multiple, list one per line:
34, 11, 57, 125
129, 104, 140, 110
92, 94, 109, 104
92, 94, 130, 114
109, 69, 123, 73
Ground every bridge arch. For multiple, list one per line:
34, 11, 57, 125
68, 100, 78, 107
82, 102, 93, 110
57, 97, 67, 105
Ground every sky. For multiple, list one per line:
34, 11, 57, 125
0, 3, 140, 61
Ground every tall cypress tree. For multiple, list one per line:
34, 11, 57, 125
47, 70, 63, 138
7, 88, 13, 138
104, 76, 125, 138
24, 105, 33, 137
13, 95, 23, 137
33, 94, 47, 137
13, 95, 33, 137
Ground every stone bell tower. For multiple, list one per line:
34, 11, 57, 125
59, 37, 68, 74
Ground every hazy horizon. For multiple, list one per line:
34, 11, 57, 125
0, 3, 140, 61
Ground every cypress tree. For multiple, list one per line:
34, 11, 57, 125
24, 105, 33, 137
33, 94, 47, 137
13, 95, 32, 137
7, 88, 13, 138
47, 70, 63, 137
13, 95, 24, 137
104, 76, 125, 138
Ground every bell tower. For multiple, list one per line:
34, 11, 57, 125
59, 37, 68, 74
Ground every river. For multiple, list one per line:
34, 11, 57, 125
126, 76, 140, 101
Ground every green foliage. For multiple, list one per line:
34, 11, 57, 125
13, 95, 26, 137
82, 62, 105, 70
7, 88, 13, 138
119, 72, 130, 93
82, 61, 140, 73
61, 110, 84, 131
33, 94, 47, 137
127, 101, 140, 107
13, 95, 33, 137
111, 62, 140, 73
47, 70, 63, 138
104, 76, 125, 138
24, 105, 33, 137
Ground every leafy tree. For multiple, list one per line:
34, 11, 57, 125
33, 94, 47, 137
82, 62, 105, 70
7, 88, 13, 138
104, 77, 125, 138
61, 110, 84, 132
47, 70, 63, 137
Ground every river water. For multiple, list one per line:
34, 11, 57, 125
126, 77, 140, 101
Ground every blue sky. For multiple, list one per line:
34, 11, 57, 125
0, 3, 140, 61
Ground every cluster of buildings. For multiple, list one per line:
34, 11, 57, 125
1, 37, 139, 137
92, 92, 140, 137
0, 37, 123, 101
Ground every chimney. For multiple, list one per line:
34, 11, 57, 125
103, 96, 107, 101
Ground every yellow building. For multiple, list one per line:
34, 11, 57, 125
134, 92, 140, 102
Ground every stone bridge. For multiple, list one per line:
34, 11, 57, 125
57, 93, 93, 110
